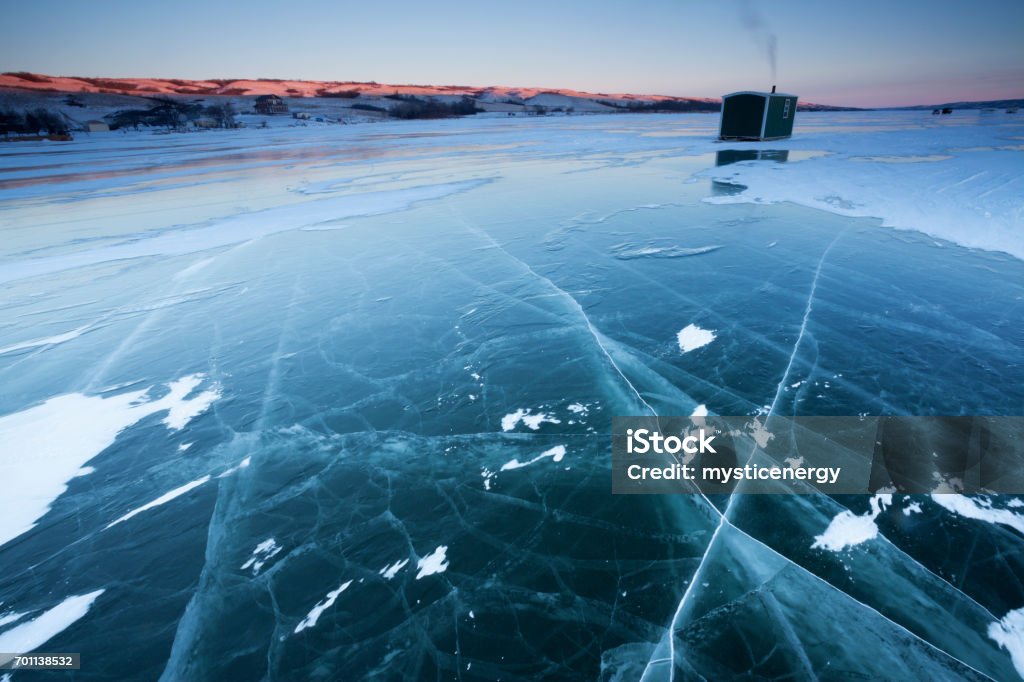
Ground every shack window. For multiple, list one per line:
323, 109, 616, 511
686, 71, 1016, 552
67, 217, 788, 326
783, 99, 791, 119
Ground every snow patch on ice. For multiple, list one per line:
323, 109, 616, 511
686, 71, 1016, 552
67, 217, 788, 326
500, 445, 567, 471
0, 590, 103, 665
702, 123, 1024, 260
813, 494, 892, 552
0, 374, 221, 548
218, 456, 251, 478
989, 607, 1024, 678
416, 546, 449, 579
105, 475, 211, 529
161, 376, 221, 430
930, 494, 1024, 535
501, 409, 560, 431
690, 404, 709, 417
241, 538, 282, 575
294, 581, 352, 634
747, 418, 774, 448
0, 611, 27, 628
379, 559, 409, 580
481, 467, 495, 491
677, 324, 716, 353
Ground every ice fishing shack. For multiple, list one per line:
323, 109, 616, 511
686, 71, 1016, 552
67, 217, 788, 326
719, 86, 797, 141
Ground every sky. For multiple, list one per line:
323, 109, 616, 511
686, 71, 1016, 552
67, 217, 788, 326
1, 0, 1022, 107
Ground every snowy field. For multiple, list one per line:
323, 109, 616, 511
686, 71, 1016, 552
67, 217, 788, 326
1, 111, 1023, 680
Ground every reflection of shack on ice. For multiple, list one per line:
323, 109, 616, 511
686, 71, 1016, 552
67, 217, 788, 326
255, 95, 288, 114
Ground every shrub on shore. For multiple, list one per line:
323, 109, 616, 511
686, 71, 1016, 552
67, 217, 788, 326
0, 108, 69, 136
387, 95, 481, 119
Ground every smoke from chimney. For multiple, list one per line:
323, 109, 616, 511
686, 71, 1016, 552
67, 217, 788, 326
736, 0, 778, 84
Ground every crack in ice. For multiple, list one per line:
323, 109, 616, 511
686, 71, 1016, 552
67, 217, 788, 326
446, 205, 658, 417
648, 234, 846, 681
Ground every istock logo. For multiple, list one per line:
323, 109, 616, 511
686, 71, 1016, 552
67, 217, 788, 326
613, 416, 1024, 496
625, 428, 717, 455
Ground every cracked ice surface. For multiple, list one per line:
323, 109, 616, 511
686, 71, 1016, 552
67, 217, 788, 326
0, 112, 1023, 680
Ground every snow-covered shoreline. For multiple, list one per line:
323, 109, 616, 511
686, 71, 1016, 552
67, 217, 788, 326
699, 112, 1024, 260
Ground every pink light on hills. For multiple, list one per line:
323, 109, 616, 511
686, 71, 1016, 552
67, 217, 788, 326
0, 71, 718, 105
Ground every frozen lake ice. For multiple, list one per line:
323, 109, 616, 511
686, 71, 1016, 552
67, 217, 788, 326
1, 111, 1023, 680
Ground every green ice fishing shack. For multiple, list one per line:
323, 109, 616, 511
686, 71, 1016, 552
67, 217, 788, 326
719, 86, 797, 141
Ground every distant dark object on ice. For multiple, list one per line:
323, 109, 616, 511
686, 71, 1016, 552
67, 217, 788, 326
900, 97, 1024, 112
719, 86, 797, 141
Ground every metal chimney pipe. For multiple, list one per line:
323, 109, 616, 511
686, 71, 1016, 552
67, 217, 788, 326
771, 85, 777, 93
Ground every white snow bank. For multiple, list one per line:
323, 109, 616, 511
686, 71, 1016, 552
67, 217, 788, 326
813, 494, 891, 552
416, 545, 449, 579
989, 607, 1024, 678
677, 324, 716, 353
294, 580, 352, 633
0, 590, 103, 665
0, 374, 221, 548
500, 445, 567, 471
702, 118, 1024, 260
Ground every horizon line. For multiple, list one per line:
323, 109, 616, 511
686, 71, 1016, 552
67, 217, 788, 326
2, 70, 1021, 110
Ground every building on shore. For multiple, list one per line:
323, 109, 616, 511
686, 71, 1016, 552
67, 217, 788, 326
255, 95, 288, 115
